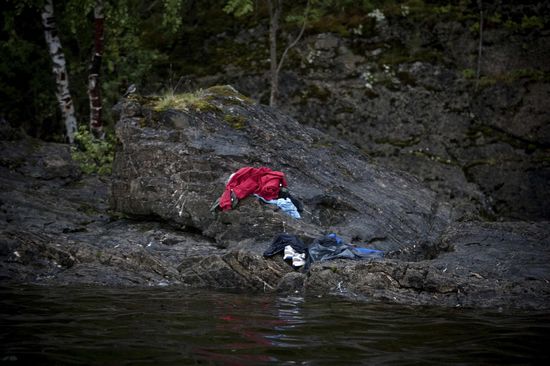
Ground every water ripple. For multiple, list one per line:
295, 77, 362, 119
1, 285, 549, 365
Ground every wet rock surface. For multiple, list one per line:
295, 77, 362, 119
2, 89, 548, 310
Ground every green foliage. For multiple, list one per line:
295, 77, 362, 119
309, 0, 378, 14
473, 68, 547, 89
469, 20, 480, 33
433, 4, 452, 14
64, 0, 95, 35
520, 15, 544, 30
2, 0, 183, 140
2, 0, 548, 143
71, 126, 115, 175
150, 89, 223, 113
488, 12, 502, 24
502, 15, 545, 32
1, 1, 60, 139
153, 90, 204, 111
162, 0, 184, 33
462, 68, 476, 79
223, 0, 360, 33
223, 0, 253, 17
510, 68, 545, 81
149, 85, 251, 113
60, 0, 172, 127
469, 11, 545, 34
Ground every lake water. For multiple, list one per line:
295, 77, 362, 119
1, 285, 549, 365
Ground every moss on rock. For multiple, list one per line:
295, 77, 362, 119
223, 114, 247, 129
144, 85, 253, 115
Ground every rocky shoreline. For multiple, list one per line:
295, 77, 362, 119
1, 87, 549, 309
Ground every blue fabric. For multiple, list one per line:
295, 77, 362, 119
327, 233, 383, 257
355, 247, 384, 257
306, 234, 385, 267
255, 195, 301, 219
327, 233, 343, 244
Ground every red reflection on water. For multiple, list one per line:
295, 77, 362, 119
191, 298, 288, 365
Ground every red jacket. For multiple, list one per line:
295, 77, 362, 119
219, 167, 287, 211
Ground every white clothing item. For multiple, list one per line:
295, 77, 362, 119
292, 252, 306, 267
283, 245, 305, 267
283, 245, 294, 261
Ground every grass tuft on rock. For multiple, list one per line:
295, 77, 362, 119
150, 85, 253, 114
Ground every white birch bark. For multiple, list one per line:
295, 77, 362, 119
42, 0, 78, 143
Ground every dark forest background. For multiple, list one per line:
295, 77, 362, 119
2, 0, 546, 139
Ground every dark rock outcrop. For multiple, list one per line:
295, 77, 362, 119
0, 133, 219, 286
186, 9, 550, 221
110, 86, 451, 254
1, 87, 549, 309
106, 86, 548, 309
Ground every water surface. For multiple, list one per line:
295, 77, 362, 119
1, 286, 549, 365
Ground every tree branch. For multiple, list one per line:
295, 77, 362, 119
476, 0, 483, 88
276, 0, 310, 76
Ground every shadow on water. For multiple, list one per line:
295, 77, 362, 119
1, 285, 549, 365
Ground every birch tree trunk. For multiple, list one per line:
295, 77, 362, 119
88, 0, 105, 139
268, 0, 281, 107
41, 0, 77, 143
